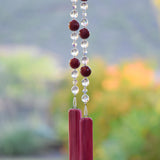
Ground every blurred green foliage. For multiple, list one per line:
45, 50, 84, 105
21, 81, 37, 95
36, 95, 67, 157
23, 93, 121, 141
0, 127, 44, 155
51, 58, 160, 160
0, 52, 60, 156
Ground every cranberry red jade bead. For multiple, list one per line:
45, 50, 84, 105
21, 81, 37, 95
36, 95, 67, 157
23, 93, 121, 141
69, 20, 80, 31
80, 66, 91, 77
79, 28, 90, 39
70, 58, 80, 69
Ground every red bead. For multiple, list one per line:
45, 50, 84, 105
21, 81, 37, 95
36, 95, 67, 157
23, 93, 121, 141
69, 20, 80, 31
79, 28, 90, 39
80, 66, 91, 77
81, 0, 87, 1
70, 58, 80, 69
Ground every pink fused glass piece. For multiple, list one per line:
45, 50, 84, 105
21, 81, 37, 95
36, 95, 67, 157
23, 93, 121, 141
80, 117, 93, 160
69, 109, 82, 160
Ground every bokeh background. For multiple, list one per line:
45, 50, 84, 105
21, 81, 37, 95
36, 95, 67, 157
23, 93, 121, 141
1, 0, 160, 159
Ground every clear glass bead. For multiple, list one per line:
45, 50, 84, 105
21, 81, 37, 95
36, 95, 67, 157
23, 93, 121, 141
82, 78, 89, 87
71, 86, 79, 95
72, 41, 77, 47
73, 79, 78, 85
84, 105, 88, 116
83, 88, 88, 93
81, 18, 88, 27
81, 40, 89, 48
73, 97, 77, 108
71, 48, 79, 56
71, 70, 78, 78
71, 32, 78, 40
80, 2, 88, 10
82, 56, 89, 65
81, 94, 89, 103
71, 0, 78, 2
82, 11, 87, 17
72, 4, 77, 9
70, 10, 78, 18
83, 48, 88, 55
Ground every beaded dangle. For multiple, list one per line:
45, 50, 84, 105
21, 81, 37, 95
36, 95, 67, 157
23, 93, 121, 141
79, 0, 91, 117
69, 0, 80, 108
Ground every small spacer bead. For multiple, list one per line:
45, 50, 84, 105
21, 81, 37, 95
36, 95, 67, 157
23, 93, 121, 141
80, 66, 91, 77
79, 28, 90, 39
70, 58, 80, 69
69, 20, 80, 31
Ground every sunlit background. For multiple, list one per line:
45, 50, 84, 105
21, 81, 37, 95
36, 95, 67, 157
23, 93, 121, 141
1, 0, 160, 159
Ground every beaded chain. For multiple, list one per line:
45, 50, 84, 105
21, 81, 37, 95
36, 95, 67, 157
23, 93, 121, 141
69, 0, 80, 109
69, 0, 91, 116
79, 0, 91, 117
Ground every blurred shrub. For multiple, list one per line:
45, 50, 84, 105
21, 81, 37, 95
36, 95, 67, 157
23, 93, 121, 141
99, 109, 160, 160
0, 52, 59, 100
0, 51, 61, 155
0, 127, 45, 155
51, 58, 160, 160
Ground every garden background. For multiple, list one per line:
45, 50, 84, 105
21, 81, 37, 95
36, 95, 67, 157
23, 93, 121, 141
0, 0, 160, 159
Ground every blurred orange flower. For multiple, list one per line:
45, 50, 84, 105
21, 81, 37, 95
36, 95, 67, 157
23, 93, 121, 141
122, 61, 154, 88
105, 65, 120, 78
102, 79, 120, 90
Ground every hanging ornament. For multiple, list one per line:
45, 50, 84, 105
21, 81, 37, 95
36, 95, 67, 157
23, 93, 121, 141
68, 0, 82, 160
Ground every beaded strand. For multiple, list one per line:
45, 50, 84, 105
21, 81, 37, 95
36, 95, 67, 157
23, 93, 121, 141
79, 0, 91, 116
69, 0, 80, 108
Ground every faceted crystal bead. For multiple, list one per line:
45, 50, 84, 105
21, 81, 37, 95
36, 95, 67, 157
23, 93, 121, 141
73, 97, 77, 108
70, 10, 78, 18
73, 79, 78, 85
79, 28, 90, 39
83, 48, 88, 55
82, 56, 89, 65
81, 40, 88, 48
82, 78, 89, 86
82, 11, 87, 17
81, 94, 89, 103
81, 18, 88, 27
71, 32, 78, 40
80, 66, 91, 77
71, 48, 79, 56
71, 0, 78, 2
71, 86, 79, 95
72, 4, 77, 9
69, 20, 80, 31
70, 58, 80, 69
84, 105, 88, 116
72, 41, 77, 47
80, 2, 88, 10
83, 88, 88, 93
71, 70, 78, 78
